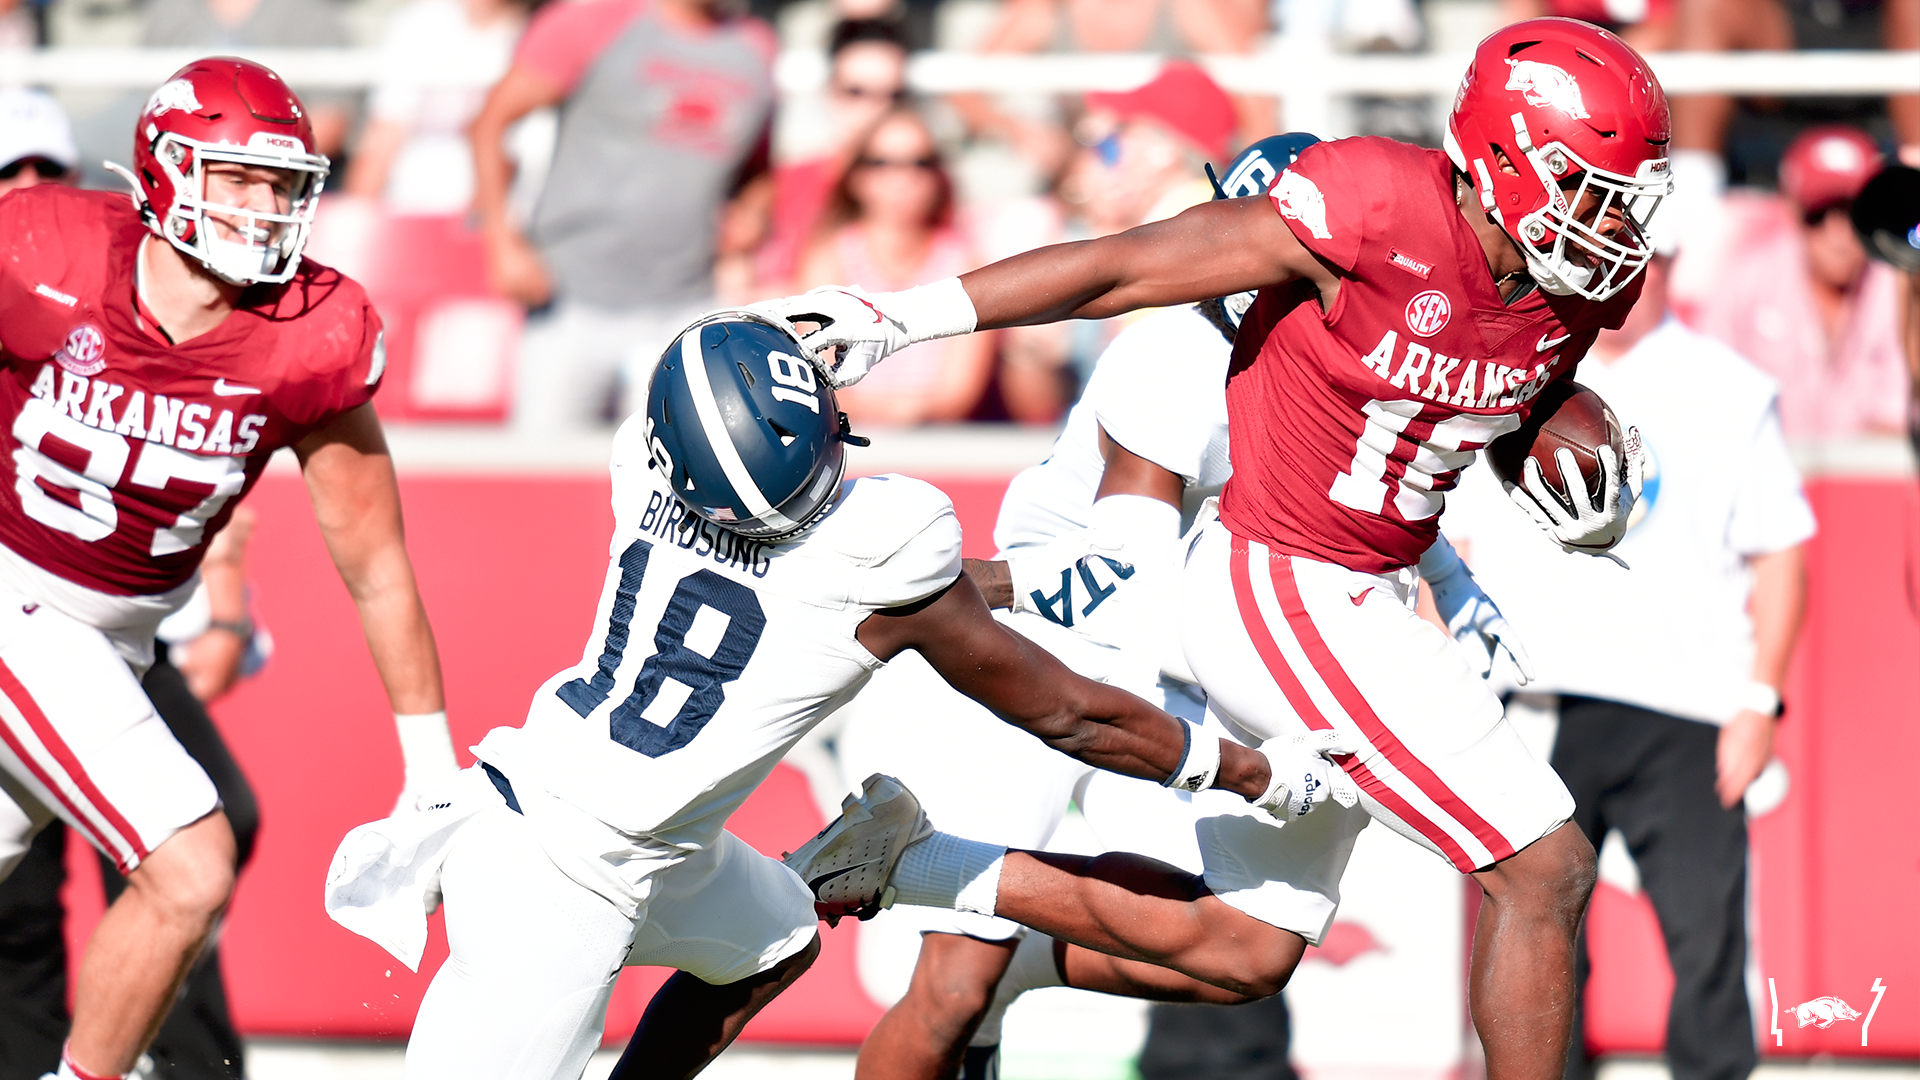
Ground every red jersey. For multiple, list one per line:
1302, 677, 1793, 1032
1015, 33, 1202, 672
1219, 137, 1640, 574
0, 187, 384, 596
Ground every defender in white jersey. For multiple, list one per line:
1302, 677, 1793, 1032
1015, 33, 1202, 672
837, 299, 1234, 1080
324, 311, 1317, 1080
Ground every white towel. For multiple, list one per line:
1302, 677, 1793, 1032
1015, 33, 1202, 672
323, 766, 502, 971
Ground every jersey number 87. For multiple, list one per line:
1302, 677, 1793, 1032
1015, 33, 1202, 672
13, 395, 246, 555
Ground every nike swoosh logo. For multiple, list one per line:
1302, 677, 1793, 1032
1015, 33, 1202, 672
1349, 587, 1374, 606
849, 295, 907, 334
806, 863, 872, 893
212, 378, 261, 396
1537, 332, 1572, 352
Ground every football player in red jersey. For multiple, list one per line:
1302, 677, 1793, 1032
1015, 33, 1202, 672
759, 18, 1666, 1080
0, 59, 452, 1080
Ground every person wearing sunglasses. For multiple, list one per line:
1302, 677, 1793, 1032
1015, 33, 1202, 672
755, 17, 911, 294
794, 105, 996, 427
0, 89, 75, 200
1676, 125, 1909, 438
1013, 61, 1235, 419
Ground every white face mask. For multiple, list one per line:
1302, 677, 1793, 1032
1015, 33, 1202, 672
200, 223, 283, 284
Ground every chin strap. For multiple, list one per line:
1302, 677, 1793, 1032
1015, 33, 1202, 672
101, 161, 155, 227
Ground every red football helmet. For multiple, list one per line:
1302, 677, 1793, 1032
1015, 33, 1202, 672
107, 57, 329, 285
1445, 18, 1671, 301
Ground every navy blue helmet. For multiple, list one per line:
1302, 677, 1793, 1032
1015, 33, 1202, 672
645, 311, 860, 540
1206, 132, 1322, 201
1202, 132, 1321, 337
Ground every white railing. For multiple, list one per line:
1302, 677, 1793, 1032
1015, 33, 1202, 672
4, 46, 1915, 96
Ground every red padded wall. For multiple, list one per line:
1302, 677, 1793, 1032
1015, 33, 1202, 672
54, 471, 1918, 1052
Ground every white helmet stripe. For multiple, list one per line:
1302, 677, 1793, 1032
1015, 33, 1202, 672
678, 330, 798, 532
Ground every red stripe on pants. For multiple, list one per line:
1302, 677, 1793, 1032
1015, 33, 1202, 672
0, 658, 147, 870
1229, 541, 1473, 866
1267, 552, 1515, 871
1229, 541, 1337, 732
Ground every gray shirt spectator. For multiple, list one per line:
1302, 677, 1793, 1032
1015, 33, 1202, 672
470, 0, 776, 431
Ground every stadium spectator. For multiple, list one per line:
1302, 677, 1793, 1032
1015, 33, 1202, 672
1658, 0, 1920, 230
0, 89, 76, 198
1442, 252, 1811, 1080
345, 0, 538, 215
796, 104, 996, 426
469, 0, 777, 432
0, 0, 32, 52
1500, 0, 1676, 51
756, 17, 909, 293
950, 0, 1272, 186
1674, 125, 1909, 438
0, 511, 270, 1080
139, 0, 355, 156
1000, 60, 1236, 421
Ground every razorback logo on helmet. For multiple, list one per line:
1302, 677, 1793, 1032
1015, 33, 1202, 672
54, 325, 107, 377
146, 79, 204, 119
1404, 291, 1451, 337
1271, 171, 1332, 241
1504, 59, 1590, 120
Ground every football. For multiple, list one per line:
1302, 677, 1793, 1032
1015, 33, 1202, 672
1485, 380, 1625, 516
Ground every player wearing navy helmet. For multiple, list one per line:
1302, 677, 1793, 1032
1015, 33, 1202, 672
326, 311, 1332, 1080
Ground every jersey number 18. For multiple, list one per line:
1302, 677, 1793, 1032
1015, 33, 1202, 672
555, 537, 767, 758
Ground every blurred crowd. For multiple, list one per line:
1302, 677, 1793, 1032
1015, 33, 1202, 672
0, 0, 1913, 434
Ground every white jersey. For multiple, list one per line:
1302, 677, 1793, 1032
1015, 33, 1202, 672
475, 418, 962, 853
995, 304, 1232, 549
989, 305, 1232, 687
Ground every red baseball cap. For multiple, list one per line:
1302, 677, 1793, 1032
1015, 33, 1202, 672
1085, 60, 1235, 159
1779, 125, 1881, 214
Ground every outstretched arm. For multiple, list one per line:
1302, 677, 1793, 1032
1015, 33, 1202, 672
854, 575, 1269, 800
760, 197, 1334, 386
963, 195, 1328, 329
296, 403, 454, 805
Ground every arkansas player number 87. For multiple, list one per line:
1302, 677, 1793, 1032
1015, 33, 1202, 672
15, 365, 253, 555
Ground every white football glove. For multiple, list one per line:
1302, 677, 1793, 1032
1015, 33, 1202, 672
1505, 427, 1644, 556
747, 278, 977, 388
1417, 536, 1535, 685
1253, 730, 1361, 821
391, 711, 459, 815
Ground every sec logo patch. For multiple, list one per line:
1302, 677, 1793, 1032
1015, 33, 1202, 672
1404, 291, 1451, 337
54, 324, 106, 377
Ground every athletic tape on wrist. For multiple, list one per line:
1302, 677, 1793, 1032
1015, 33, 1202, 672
1163, 721, 1220, 792
889, 277, 977, 343
395, 710, 457, 781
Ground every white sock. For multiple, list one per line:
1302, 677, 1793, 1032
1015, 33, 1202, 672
890, 831, 1006, 915
970, 931, 1064, 1047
